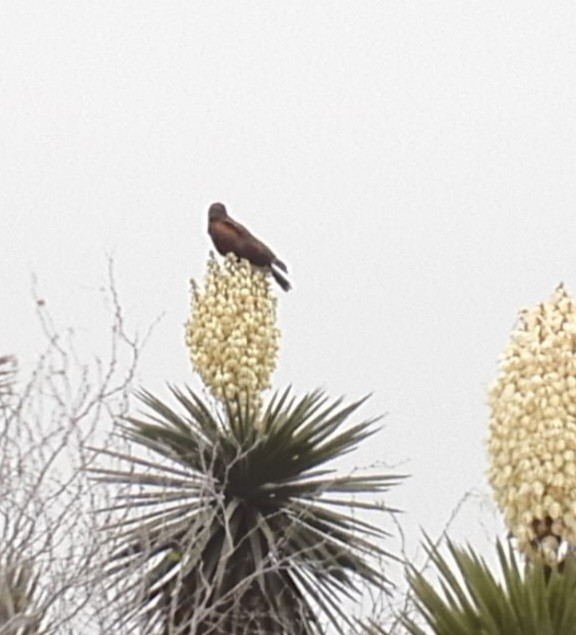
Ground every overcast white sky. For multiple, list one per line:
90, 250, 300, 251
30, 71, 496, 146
3, 1, 576, 584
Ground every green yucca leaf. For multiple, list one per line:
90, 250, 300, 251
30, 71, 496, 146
92, 386, 403, 634
0, 558, 44, 634
399, 537, 576, 635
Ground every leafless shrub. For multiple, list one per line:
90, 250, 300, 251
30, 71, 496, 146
0, 263, 152, 634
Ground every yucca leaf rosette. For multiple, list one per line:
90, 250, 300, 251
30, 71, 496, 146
399, 538, 576, 635
92, 388, 401, 634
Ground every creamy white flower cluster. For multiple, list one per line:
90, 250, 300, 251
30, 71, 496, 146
488, 284, 576, 562
185, 254, 280, 413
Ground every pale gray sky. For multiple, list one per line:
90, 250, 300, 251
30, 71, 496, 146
3, 0, 576, 583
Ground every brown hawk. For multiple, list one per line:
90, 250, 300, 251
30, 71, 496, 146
207, 202, 291, 291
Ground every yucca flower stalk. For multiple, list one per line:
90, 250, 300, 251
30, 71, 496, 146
185, 254, 280, 416
488, 284, 576, 564
93, 387, 401, 634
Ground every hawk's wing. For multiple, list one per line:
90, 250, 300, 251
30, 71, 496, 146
209, 217, 252, 254
209, 216, 275, 267
219, 216, 255, 240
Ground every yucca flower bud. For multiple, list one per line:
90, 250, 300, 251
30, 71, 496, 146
185, 254, 280, 414
488, 284, 576, 563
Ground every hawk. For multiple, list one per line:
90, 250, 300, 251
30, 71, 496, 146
207, 202, 291, 291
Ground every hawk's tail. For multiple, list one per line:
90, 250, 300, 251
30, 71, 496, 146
272, 258, 288, 274
271, 264, 291, 292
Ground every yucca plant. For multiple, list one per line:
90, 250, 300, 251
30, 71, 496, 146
0, 356, 44, 635
92, 386, 401, 634
0, 559, 42, 635
399, 538, 576, 635
361, 285, 576, 635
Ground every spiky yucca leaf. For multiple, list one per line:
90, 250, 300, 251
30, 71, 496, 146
1, 358, 46, 635
0, 559, 43, 634
401, 538, 576, 635
0, 355, 16, 405
92, 387, 402, 634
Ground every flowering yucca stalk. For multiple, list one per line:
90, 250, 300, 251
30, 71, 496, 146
185, 253, 280, 415
488, 284, 576, 564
